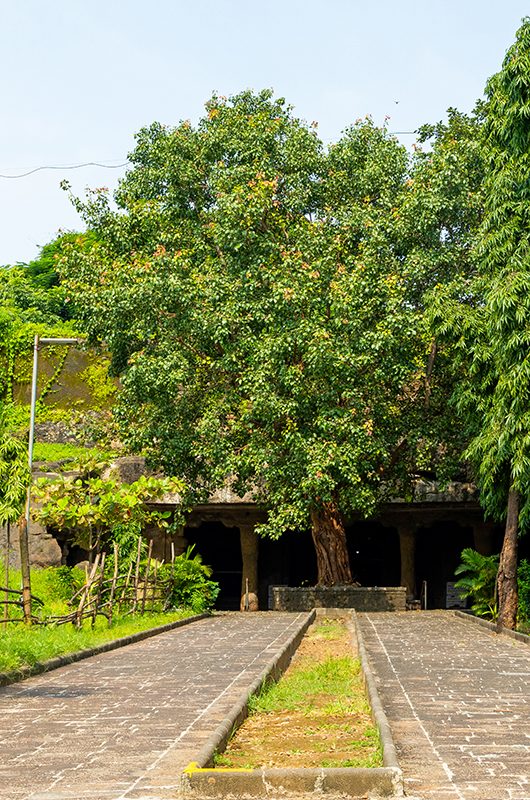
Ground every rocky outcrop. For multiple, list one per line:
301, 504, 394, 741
0, 520, 62, 569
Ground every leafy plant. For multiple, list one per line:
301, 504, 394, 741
454, 548, 499, 619
0, 413, 29, 526
1, 561, 85, 619
159, 546, 219, 613
517, 559, 530, 626
32, 472, 187, 558
60, 89, 439, 586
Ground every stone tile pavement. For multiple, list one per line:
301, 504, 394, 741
0, 612, 309, 800
357, 611, 530, 800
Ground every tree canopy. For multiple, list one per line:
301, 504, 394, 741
428, 18, 530, 628
61, 90, 438, 584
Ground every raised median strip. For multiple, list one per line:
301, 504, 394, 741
180, 609, 404, 799
181, 764, 402, 798
0, 612, 209, 687
454, 608, 530, 644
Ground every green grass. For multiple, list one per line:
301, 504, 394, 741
309, 618, 346, 640
249, 655, 368, 715
2, 562, 85, 619
0, 610, 195, 673
32, 441, 117, 463
1, 562, 199, 672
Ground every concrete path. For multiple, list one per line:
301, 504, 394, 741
357, 611, 530, 800
0, 612, 309, 800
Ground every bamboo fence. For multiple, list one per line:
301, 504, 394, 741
0, 539, 177, 628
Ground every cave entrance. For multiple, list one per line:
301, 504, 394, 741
184, 521, 242, 610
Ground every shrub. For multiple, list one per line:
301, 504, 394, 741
518, 559, 530, 625
159, 547, 219, 613
1, 563, 85, 619
454, 548, 499, 619
455, 550, 530, 627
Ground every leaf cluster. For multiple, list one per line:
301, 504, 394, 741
32, 472, 187, 552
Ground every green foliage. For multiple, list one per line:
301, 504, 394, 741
79, 361, 117, 406
455, 549, 530, 627
456, 19, 530, 527
60, 90, 436, 548
517, 559, 530, 624
159, 546, 219, 613
409, 110, 486, 483
0, 410, 29, 524
32, 442, 117, 464
0, 231, 119, 454
454, 548, 499, 619
32, 472, 187, 555
1, 562, 85, 618
0, 233, 84, 402
34, 564, 84, 602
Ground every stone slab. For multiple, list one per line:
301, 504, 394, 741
0, 612, 312, 800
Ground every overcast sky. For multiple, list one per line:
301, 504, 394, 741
1, 1, 528, 265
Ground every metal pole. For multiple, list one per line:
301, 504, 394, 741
27, 334, 40, 488
19, 335, 40, 622
20, 335, 81, 623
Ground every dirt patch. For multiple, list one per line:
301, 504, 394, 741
215, 616, 381, 769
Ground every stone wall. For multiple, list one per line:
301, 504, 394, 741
268, 585, 407, 612
0, 521, 62, 569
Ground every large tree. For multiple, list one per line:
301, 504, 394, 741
62, 91, 424, 585
465, 19, 530, 629
431, 20, 530, 629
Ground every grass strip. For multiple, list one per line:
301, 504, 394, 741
0, 610, 193, 673
215, 618, 382, 770
32, 441, 117, 463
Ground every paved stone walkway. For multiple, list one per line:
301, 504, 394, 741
357, 611, 530, 800
0, 612, 308, 800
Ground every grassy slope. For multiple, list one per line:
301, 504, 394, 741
0, 610, 195, 673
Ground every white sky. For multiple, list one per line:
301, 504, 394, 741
1, 1, 528, 265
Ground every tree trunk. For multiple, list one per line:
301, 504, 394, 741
18, 516, 32, 624
3, 521, 10, 630
310, 502, 353, 586
496, 488, 519, 631
240, 525, 259, 611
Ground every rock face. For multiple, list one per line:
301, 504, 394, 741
103, 456, 149, 484
0, 520, 62, 569
29, 519, 63, 568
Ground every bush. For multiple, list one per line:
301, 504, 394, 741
454, 548, 499, 619
518, 559, 530, 625
1, 563, 85, 619
455, 550, 530, 628
159, 547, 219, 613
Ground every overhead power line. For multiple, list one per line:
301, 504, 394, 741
0, 131, 419, 180
0, 161, 130, 179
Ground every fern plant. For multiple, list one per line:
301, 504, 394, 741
454, 548, 499, 619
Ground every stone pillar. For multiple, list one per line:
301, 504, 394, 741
239, 524, 259, 611
473, 520, 495, 555
398, 525, 417, 601
169, 528, 188, 559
